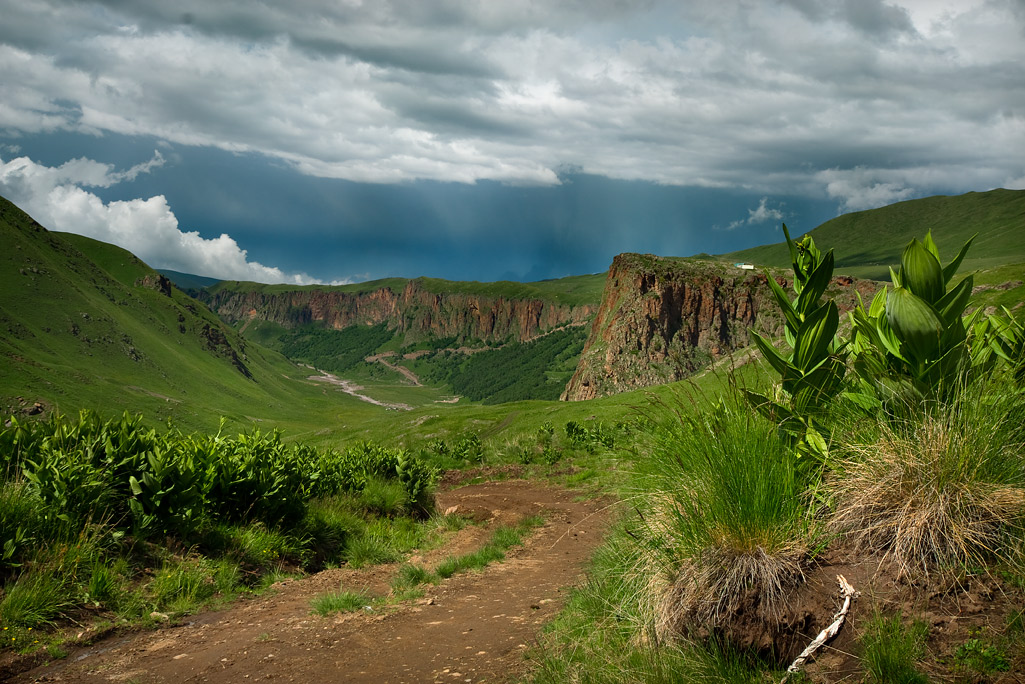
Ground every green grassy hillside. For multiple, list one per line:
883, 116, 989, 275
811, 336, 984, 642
722, 188, 1025, 280
0, 196, 354, 434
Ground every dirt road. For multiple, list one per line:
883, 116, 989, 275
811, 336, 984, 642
16, 479, 611, 683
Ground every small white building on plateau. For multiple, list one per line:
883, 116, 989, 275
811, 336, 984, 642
733, 263, 755, 270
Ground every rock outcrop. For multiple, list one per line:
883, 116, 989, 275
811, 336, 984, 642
201, 279, 596, 345
135, 274, 173, 297
561, 254, 877, 401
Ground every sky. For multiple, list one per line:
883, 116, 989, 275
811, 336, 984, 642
0, 0, 1022, 285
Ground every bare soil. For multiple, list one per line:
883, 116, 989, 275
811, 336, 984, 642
797, 550, 1025, 683
11, 479, 611, 684
707, 546, 1025, 681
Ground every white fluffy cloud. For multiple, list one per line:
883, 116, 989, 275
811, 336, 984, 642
725, 197, 787, 230
0, 153, 329, 284
0, 0, 1021, 212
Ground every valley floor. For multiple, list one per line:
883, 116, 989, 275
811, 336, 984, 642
9, 478, 611, 684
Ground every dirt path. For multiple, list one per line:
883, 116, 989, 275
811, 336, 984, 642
365, 352, 424, 387
307, 370, 413, 411
16, 479, 611, 684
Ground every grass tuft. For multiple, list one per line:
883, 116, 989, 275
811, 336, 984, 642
635, 392, 817, 642
828, 380, 1025, 577
392, 563, 436, 590
311, 589, 372, 617
148, 558, 218, 613
345, 532, 401, 569
0, 571, 75, 628
861, 611, 930, 684
360, 477, 409, 518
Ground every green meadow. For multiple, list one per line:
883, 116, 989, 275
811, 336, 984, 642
2, 190, 1025, 679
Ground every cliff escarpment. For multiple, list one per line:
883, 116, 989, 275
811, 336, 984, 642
201, 279, 597, 345
561, 254, 877, 401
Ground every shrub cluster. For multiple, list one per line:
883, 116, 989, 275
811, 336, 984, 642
0, 412, 438, 577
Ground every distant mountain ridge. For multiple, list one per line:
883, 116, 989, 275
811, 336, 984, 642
158, 268, 222, 291
199, 277, 600, 347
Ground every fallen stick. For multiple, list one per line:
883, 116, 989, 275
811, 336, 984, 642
781, 574, 859, 683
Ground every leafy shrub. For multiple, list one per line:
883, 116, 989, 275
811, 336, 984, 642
452, 433, 484, 463
849, 232, 1020, 406
745, 225, 846, 460
953, 637, 1010, 675
207, 429, 308, 527
0, 483, 48, 574
127, 442, 207, 537
565, 420, 617, 452
395, 451, 438, 516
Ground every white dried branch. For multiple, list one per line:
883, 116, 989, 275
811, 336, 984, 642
781, 574, 859, 683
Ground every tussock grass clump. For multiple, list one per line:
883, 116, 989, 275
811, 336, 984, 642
637, 394, 818, 645
392, 563, 436, 590
344, 532, 401, 569
530, 526, 782, 683
359, 477, 409, 518
828, 381, 1025, 577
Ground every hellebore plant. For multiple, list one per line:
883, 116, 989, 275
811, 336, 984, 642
848, 232, 977, 404
745, 224, 847, 461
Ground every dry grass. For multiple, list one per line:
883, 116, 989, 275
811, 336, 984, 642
637, 485, 809, 648
828, 401, 1025, 578
650, 543, 806, 643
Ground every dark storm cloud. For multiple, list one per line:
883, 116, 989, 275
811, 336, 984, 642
0, 0, 1022, 281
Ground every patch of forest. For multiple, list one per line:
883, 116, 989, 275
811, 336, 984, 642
418, 327, 587, 403
278, 323, 396, 372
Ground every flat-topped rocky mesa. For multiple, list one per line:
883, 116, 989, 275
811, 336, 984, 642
562, 253, 877, 401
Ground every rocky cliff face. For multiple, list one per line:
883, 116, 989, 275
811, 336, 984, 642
561, 254, 877, 401
201, 279, 596, 345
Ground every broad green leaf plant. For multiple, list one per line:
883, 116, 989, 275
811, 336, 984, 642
745, 225, 847, 460
849, 232, 980, 404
